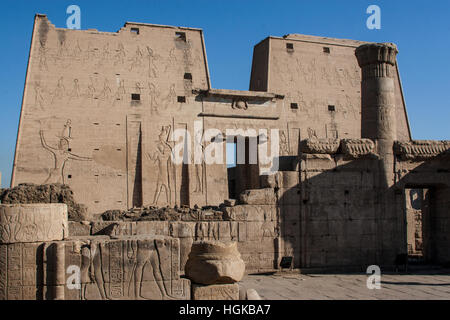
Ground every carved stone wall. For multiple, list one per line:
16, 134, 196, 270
0, 204, 68, 243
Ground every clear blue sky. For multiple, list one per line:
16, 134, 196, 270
1, 0, 449, 187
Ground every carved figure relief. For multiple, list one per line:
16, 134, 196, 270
193, 130, 204, 193
79, 239, 176, 300
114, 42, 126, 66
148, 126, 173, 205
163, 84, 176, 109
51, 77, 65, 104
279, 130, 289, 155
146, 46, 159, 78
38, 41, 49, 71
129, 46, 144, 71
85, 77, 96, 100
148, 82, 160, 115
34, 82, 46, 109
40, 121, 92, 184
115, 79, 126, 101
164, 48, 177, 73
97, 78, 112, 101
68, 79, 81, 99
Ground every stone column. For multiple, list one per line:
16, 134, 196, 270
355, 43, 398, 186
355, 44, 401, 265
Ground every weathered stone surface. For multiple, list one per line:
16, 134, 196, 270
394, 140, 450, 161
0, 242, 43, 300
340, 139, 376, 158
222, 205, 276, 222
238, 188, 276, 205
300, 138, 340, 154
68, 221, 91, 236
0, 184, 86, 221
0, 204, 68, 243
185, 241, 245, 285
246, 288, 263, 300
191, 283, 239, 300
1, 235, 190, 300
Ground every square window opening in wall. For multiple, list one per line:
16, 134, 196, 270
131, 27, 139, 35
286, 43, 294, 51
290, 103, 298, 109
68, 175, 72, 179
131, 93, 141, 101
184, 73, 192, 80
175, 31, 186, 41
328, 105, 336, 111
323, 47, 331, 54
177, 96, 186, 103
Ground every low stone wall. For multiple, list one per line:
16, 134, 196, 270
0, 204, 190, 300
71, 204, 279, 273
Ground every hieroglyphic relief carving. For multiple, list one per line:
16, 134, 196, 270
279, 130, 289, 155
38, 40, 49, 71
163, 84, 177, 109
193, 130, 204, 193
135, 82, 144, 95
40, 121, 92, 184
164, 48, 178, 73
146, 46, 159, 78
68, 79, 81, 100
77, 237, 180, 300
72, 40, 83, 61
34, 82, 46, 109
148, 126, 174, 205
231, 100, 248, 110
60, 119, 72, 140
129, 46, 144, 71
0, 204, 68, 244
148, 82, 160, 115
51, 77, 65, 104
115, 79, 126, 101
0, 243, 41, 300
97, 78, 112, 101
114, 42, 126, 66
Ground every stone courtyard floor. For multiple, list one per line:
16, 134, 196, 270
240, 269, 450, 300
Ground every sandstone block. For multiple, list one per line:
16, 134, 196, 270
0, 204, 68, 243
192, 283, 239, 300
68, 221, 91, 236
185, 241, 245, 285
239, 188, 276, 205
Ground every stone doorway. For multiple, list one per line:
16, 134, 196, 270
405, 188, 431, 263
226, 136, 261, 200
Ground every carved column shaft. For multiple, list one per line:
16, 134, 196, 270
356, 43, 398, 185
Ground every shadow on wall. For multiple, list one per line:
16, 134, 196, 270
276, 149, 450, 272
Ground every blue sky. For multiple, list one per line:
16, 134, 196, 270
0, 0, 449, 187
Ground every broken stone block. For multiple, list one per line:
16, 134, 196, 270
239, 188, 276, 205
191, 283, 239, 300
185, 240, 245, 285
246, 288, 263, 300
68, 221, 91, 236
0, 204, 68, 243
0, 184, 87, 221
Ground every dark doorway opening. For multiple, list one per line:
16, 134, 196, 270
405, 188, 431, 264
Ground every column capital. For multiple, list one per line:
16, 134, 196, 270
355, 43, 398, 79
355, 43, 398, 68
